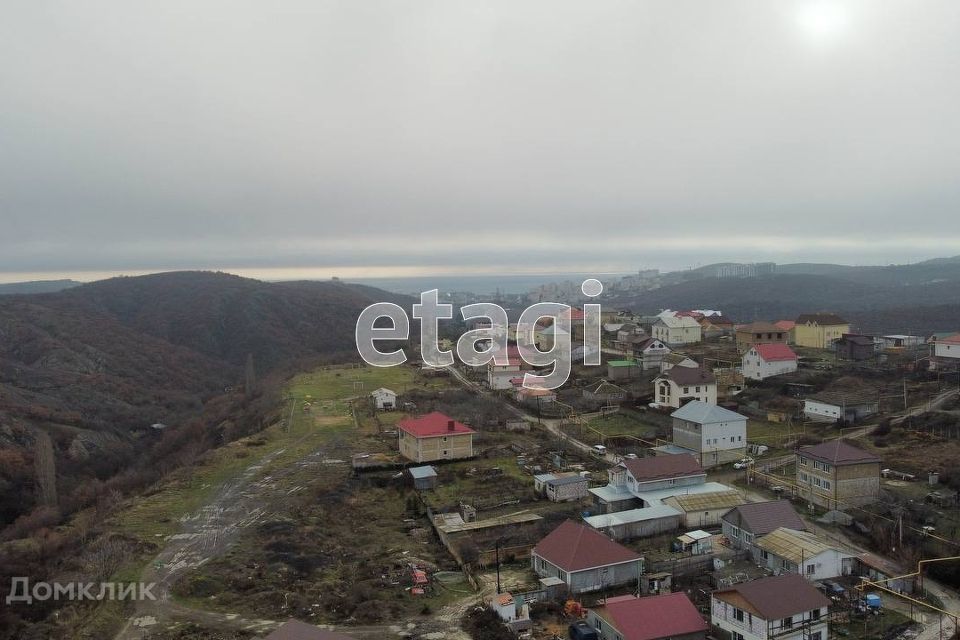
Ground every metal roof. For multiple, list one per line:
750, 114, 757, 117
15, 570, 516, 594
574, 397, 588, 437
547, 475, 588, 487
408, 465, 437, 479
671, 400, 747, 424
663, 489, 745, 512
584, 504, 682, 528
755, 527, 848, 565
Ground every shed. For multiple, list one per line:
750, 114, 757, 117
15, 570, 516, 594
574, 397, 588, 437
407, 465, 438, 490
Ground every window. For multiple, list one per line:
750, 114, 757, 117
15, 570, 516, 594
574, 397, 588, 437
733, 633, 745, 640
734, 608, 745, 622
811, 609, 821, 621
782, 617, 793, 629
684, 386, 690, 393
806, 564, 816, 575
810, 632, 822, 640
799, 457, 808, 466
823, 480, 831, 490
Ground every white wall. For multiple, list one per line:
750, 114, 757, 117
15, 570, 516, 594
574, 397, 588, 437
742, 350, 798, 380
935, 341, 960, 359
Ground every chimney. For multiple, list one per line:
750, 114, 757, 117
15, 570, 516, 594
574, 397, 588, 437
448, 420, 455, 431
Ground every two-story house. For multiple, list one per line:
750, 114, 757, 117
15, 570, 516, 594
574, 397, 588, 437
630, 337, 672, 370
587, 592, 707, 640
711, 574, 831, 640
397, 412, 475, 462
735, 322, 789, 354
741, 343, 798, 381
670, 401, 748, 468
652, 315, 703, 346
931, 332, 960, 371
590, 454, 707, 514
654, 366, 717, 408
796, 440, 881, 510
721, 501, 807, 557
794, 313, 850, 349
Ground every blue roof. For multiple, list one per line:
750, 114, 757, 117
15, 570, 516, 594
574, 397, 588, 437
408, 465, 438, 479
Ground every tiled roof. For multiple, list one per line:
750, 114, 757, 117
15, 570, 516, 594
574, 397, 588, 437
397, 412, 475, 438
623, 453, 705, 482
721, 500, 806, 536
799, 440, 881, 465
775, 320, 796, 331
937, 333, 960, 344
595, 592, 707, 640
753, 343, 798, 362
532, 520, 641, 572
657, 366, 716, 386
713, 574, 830, 620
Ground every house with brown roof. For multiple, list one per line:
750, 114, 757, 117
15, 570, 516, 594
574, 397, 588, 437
721, 501, 807, 556
834, 333, 878, 362
796, 440, 881, 510
794, 313, 850, 349
736, 322, 789, 354
530, 520, 644, 594
711, 574, 831, 640
589, 454, 707, 514
627, 336, 672, 370
586, 592, 707, 640
653, 366, 717, 408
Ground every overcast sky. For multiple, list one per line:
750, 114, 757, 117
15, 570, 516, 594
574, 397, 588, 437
2, 1, 960, 282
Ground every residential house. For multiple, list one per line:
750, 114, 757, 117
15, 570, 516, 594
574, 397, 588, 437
700, 315, 736, 339
834, 334, 877, 361
654, 367, 717, 408
397, 412, 475, 463
586, 455, 737, 540
721, 501, 807, 557
711, 574, 831, 640
754, 527, 855, 581
796, 440, 881, 509
407, 465, 438, 490
535, 471, 590, 502
264, 620, 353, 640
608, 359, 641, 381
774, 320, 796, 344
662, 490, 745, 529
652, 315, 703, 345
931, 333, 960, 371
802, 390, 878, 424
370, 387, 398, 410
742, 343, 798, 381
659, 352, 698, 373
670, 401, 748, 468
794, 313, 850, 349
530, 520, 644, 594
629, 337, 672, 370
545, 474, 590, 502
586, 592, 707, 640
735, 322, 789, 354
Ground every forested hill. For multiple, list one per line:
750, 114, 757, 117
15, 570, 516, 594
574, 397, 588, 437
0, 271, 407, 533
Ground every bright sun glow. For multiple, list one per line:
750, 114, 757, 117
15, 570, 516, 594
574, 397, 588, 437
796, 2, 849, 40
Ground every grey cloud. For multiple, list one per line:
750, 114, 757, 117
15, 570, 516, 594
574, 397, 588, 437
1, 0, 960, 278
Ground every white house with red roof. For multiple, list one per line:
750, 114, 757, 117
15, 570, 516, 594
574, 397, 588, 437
397, 412, 475, 463
587, 592, 707, 640
530, 520, 643, 593
742, 343, 798, 381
